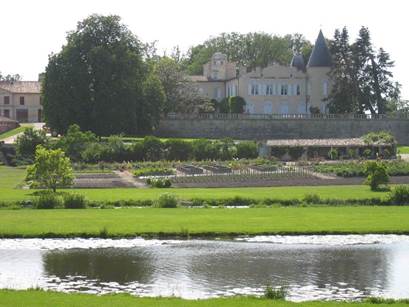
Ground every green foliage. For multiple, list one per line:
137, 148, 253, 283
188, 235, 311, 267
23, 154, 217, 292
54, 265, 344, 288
165, 139, 193, 161
303, 194, 321, 204
15, 128, 48, 161
142, 136, 163, 161
63, 194, 87, 209
364, 161, 389, 191
228, 96, 246, 114
26, 146, 74, 192
42, 14, 162, 135
236, 141, 258, 159
362, 131, 395, 145
57, 124, 98, 161
218, 98, 230, 113
328, 148, 339, 160
147, 178, 172, 188
314, 161, 409, 177
155, 193, 178, 208
34, 193, 62, 209
134, 167, 174, 177
191, 139, 218, 161
288, 147, 304, 160
387, 185, 409, 205
264, 286, 286, 300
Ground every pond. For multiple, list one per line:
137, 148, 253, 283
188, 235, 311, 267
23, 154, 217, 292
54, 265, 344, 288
1, 235, 409, 301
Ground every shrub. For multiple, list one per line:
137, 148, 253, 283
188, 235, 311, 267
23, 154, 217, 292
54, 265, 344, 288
228, 96, 246, 113
130, 142, 144, 161
63, 193, 87, 209
364, 161, 389, 191
192, 139, 218, 160
363, 148, 372, 159
288, 147, 304, 160
303, 193, 321, 204
388, 185, 409, 205
264, 285, 286, 300
155, 193, 178, 208
134, 167, 174, 177
142, 136, 163, 161
362, 131, 395, 145
165, 139, 193, 161
34, 193, 62, 209
148, 178, 172, 188
328, 148, 339, 160
16, 128, 49, 162
236, 141, 258, 159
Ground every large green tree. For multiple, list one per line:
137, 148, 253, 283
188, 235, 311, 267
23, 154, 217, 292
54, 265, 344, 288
42, 15, 162, 135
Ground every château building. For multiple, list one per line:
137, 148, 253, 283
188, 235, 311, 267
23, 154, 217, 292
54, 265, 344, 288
189, 30, 332, 114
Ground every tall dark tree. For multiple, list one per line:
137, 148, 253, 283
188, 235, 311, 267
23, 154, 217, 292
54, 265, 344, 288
0, 72, 21, 82
42, 15, 159, 135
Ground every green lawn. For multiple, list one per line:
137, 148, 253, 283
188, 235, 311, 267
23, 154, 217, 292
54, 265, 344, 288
0, 166, 392, 203
398, 146, 409, 154
0, 291, 407, 307
0, 124, 33, 141
0, 206, 408, 237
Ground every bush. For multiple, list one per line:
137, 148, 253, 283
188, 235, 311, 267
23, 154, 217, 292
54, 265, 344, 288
288, 147, 304, 160
165, 139, 193, 161
134, 167, 174, 177
303, 193, 321, 204
264, 285, 286, 300
16, 128, 49, 162
236, 141, 258, 159
63, 193, 87, 209
328, 148, 339, 160
34, 193, 62, 209
229, 96, 246, 113
364, 161, 389, 191
192, 139, 218, 160
155, 193, 178, 208
148, 178, 172, 188
388, 185, 409, 205
142, 136, 163, 161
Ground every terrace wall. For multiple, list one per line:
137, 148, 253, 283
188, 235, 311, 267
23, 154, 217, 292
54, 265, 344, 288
0, 118, 18, 134
156, 115, 409, 144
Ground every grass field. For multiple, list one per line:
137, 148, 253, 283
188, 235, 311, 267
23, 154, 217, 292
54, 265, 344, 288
0, 291, 407, 307
1, 206, 409, 237
0, 166, 392, 203
398, 146, 409, 154
0, 124, 33, 141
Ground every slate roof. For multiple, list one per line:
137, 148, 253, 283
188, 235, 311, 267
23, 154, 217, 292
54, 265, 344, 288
307, 30, 332, 68
290, 54, 306, 71
0, 81, 41, 94
266, 138, 390, 147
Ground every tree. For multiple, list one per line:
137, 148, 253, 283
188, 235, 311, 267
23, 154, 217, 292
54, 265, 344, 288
56, 124, 98, 161
42, 15, 162, 135
364, 160, 389, 191
0, 72, 21, 82
15, 128, 49, 161
229, 96, 246, 113
26, 146, 74, 192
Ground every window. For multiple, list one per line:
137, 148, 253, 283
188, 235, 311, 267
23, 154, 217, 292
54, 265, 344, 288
280, 84, 288, 96
20, 96, 25, 105
251, 83, 259, 96
296, 84, 301, 96
266, 84, 274, 96
3, 109, 10, 118
3, 96, 10, 104
323, 81, 329, 96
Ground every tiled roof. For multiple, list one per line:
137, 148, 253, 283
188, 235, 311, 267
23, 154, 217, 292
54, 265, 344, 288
266, 138, 390, 147
0, 81, 41, 94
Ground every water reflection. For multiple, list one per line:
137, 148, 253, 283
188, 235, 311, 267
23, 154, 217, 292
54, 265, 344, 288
0, 239, 408, 300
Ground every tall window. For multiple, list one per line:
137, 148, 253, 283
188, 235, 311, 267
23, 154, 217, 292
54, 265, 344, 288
296, 84, 301, 96
251, 83, 259, 96
3, 96, 10, 104
20, 96, 25, 105
323, 81, 329, 96
3, 109, 10, 118
266, 84, 273, 96
280, 84, 288, 96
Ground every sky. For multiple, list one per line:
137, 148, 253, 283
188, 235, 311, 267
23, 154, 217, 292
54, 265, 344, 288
1, 0, 408, 99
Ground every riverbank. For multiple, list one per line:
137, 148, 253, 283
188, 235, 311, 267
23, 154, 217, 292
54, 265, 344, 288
0, 290, 408, 307
0, 207, 409, 238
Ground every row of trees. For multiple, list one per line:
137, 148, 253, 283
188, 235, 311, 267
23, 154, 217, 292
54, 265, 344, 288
0, 72, 20, 82
328, 27, 401, 114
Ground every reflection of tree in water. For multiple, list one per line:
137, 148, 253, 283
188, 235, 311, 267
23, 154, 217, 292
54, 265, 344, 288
43, 248, 154, 284
187, 245, 389, 292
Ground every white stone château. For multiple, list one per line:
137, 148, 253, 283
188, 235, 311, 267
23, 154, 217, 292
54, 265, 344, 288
188, 30, 332, 115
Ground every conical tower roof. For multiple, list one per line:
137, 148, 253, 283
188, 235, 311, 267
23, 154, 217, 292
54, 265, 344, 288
290, 54, 306, 71
307, 30, 332, 67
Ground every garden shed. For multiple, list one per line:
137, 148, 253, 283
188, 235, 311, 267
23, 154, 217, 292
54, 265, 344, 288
262, 137, 396, 161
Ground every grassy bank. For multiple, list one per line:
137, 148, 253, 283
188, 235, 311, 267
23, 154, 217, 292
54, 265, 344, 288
398, 146, 409, 154
0, 124, 33, 141
0, 206, 408, 238
0, 291, 408, 307
0, 166, 393, 203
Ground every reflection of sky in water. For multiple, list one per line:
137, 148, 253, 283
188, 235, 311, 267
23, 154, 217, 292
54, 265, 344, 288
0, 237, 408, 301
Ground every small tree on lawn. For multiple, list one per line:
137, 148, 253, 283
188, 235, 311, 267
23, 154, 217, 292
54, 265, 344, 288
364, 160, 389, 191
26, 146, 74, 192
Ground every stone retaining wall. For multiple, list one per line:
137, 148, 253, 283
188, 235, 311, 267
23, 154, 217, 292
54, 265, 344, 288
156, 118, 409, 144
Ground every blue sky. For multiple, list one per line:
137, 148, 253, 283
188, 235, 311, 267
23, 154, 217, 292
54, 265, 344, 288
1, 0, 407, 99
